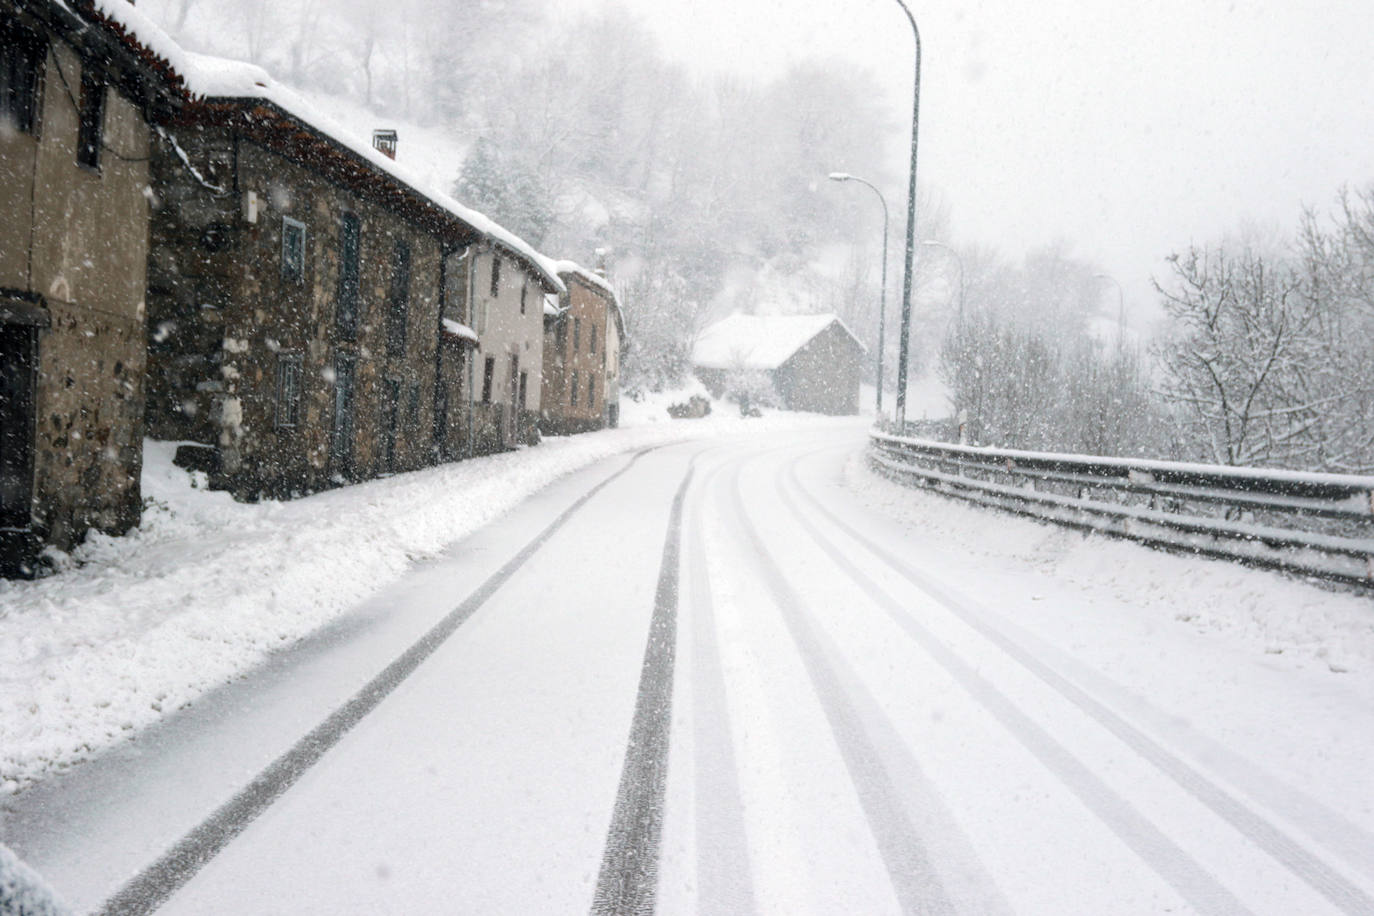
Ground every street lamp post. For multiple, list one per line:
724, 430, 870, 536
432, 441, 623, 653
890, 0, 922, 433
828, 172, 889, 417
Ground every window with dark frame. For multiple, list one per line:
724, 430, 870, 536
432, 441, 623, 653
590, 323, 597, 355
386, 240, 410, 357
281, 217, 306, 284
274, 353, 303, 429
1, 25, 45, 136
381, 377, 401, 473
482, 356, 495, 403
570, 372, 578, 406
0, 324, 37, 530
331, 354, 356, 474
573, 317, 581, 352
336, 213, 360, 338
490, 254, 501, 297
76, 67, 104, 170
434, 381, 449, 456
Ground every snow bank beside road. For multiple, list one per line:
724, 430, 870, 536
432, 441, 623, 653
850, 455, 1374, 678
0, 409, 852, 791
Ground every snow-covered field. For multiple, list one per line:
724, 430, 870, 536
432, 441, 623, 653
0, 397, 840, 792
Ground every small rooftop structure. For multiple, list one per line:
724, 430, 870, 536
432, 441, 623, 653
372, 129, 398, 159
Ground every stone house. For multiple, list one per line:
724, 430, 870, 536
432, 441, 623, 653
541, 262, 626, 434
693, 313, 865, 416
144, 54, 562, 498
0, 0, 182, 574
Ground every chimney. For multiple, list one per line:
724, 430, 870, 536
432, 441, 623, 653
593, 247, 609, 277
372, 129, 398, 160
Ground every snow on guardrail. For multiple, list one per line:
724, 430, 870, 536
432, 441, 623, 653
868, 431, 1374, 588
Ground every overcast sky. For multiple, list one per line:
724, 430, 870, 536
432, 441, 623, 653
577, 0, 1374, 321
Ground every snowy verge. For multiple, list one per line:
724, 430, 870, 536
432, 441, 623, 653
848, 455, 1374, 678
0, 406, 854, 792
0, 842, 67, 916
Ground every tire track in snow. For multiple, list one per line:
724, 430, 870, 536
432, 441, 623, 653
591, 456, 697, 916
788, 452, 1374, 916
684, 460, 758, 915
724, 462, 965, 916
776, 458, 1256, 916
97, 448, 662, 916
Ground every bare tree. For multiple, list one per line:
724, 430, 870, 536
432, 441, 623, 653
1153, 245, 1324, 467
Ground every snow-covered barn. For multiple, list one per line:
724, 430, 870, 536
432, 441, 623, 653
692, 313, 865, 416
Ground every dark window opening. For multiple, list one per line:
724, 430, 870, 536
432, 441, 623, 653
76, 68, 104, 170
275, 353, 303, 429
573, 317, 581, 352
434, 381, 449, 458
556, 320, 568, 357
0, 325, 37, 529
386, 240, 410, 357
337, 213, 360, 338
519, 283, 527, 315
282, 217, 306, 284
1, 25, 45, 136
518, 371, 528, 410
590, 324, 597, 354
588, 374, 596, 408
570, 372, 578, 406
481, 356, 495, 403
490, 254, 501, 297
331, 354, 356, 476
382, 377, 401, 472
407, 382, 421, 428
507, 355, 520, 442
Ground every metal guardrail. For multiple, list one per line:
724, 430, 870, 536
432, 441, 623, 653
869, 431, 1374, 589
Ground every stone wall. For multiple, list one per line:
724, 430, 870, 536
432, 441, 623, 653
148, 124, 449, 499
1, 29, 151, 571
541, 273, 611, 435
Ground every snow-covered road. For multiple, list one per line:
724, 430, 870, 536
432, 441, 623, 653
3, 425, 1372, 914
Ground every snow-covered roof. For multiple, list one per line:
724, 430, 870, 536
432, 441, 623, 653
543, 294, 563, 318
170, 51, 564, 293
554, 260, 616, 302
554, 260, 626, 342
38, 1, 193, 105
440, 318, 479, 344
692, 313, 864, 371
66, 3, 565, 295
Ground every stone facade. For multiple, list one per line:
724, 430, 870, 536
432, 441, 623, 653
0, 3, 571, 574
541, 268, 620, 436
0, 3, 171, 574
146, 112, 476, 498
